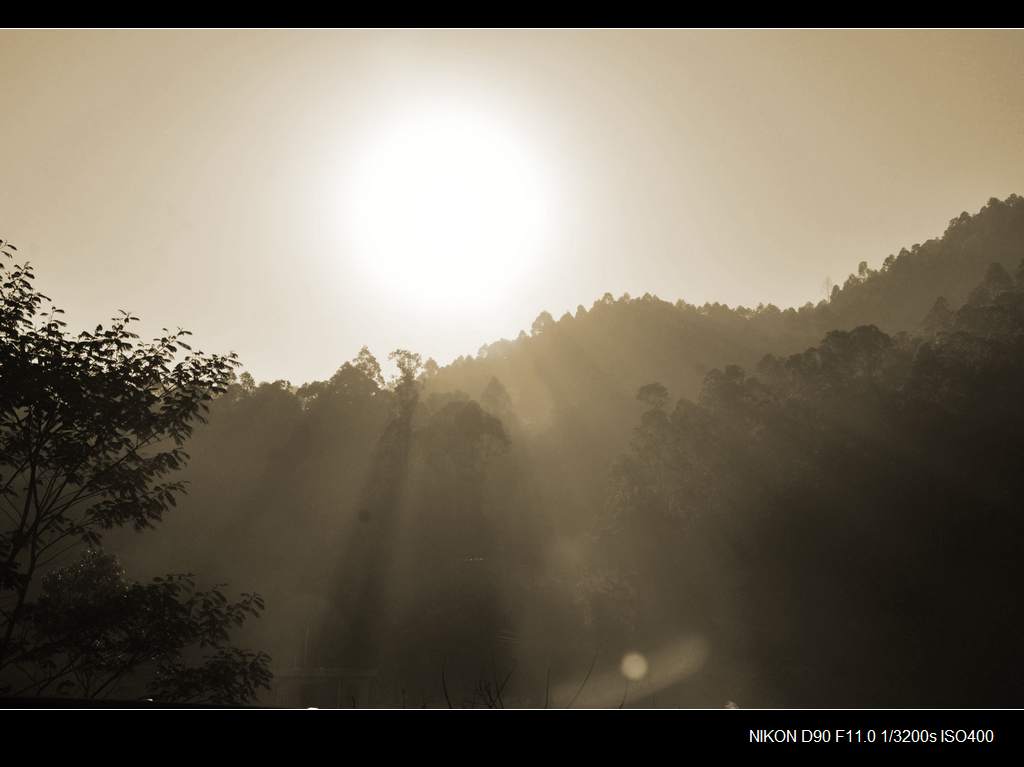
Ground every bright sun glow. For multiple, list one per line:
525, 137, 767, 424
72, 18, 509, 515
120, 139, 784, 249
344, 108, 552, 309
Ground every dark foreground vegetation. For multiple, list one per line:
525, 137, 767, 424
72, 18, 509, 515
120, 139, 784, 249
3, 194, 1024, 707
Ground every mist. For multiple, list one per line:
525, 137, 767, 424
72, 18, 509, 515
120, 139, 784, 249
3, 29, 1024, 710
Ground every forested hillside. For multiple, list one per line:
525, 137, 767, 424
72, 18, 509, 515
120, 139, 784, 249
106, 194, 1024, 706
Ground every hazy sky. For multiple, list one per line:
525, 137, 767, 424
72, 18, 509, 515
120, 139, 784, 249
2, 29, 1023, 384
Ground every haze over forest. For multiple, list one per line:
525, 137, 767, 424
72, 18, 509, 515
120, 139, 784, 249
2, 29, 1024, 708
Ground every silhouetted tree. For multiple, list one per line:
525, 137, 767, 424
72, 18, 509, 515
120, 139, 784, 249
0, 238, 269, 703
531, 311, 555, 336
17, 549, 270, 702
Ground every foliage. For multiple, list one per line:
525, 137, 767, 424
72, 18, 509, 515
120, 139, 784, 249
12, 549, 270, 703
69, 194, 1024, 706
604, 258, 1024, 705
0, 238, 269, 704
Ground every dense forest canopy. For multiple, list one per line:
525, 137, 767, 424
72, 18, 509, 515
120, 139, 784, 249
5, 193, 1024, 707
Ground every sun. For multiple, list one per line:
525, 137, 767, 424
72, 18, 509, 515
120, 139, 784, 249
343, 108, 552, 310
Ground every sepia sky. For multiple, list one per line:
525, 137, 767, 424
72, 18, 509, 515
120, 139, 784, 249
2, 29, 1023, 384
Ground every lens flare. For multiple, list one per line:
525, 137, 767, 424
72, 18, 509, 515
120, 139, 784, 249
620, 651, 649, 681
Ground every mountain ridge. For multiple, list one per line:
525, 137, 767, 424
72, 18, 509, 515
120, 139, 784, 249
423, 193, 1024, 426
